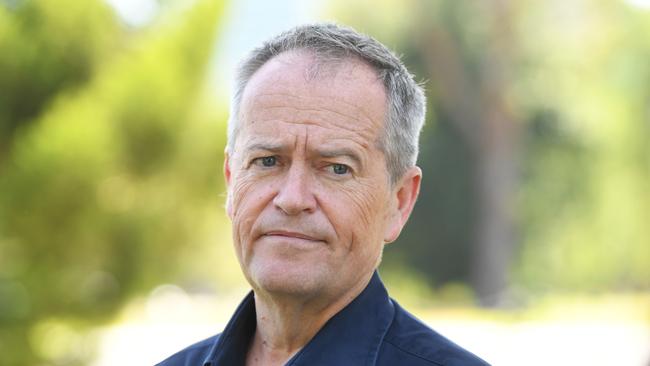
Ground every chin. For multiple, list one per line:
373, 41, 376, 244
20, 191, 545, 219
249, 261, 329, 297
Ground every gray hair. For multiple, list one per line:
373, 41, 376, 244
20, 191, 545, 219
227, 23, 426, 184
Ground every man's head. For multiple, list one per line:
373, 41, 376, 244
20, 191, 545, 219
224, 24, 425, 301
227, 23, 426, 185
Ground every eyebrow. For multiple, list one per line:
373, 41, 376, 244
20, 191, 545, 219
316, 148, 363, 168
242, 142, 286, 153
242, 142, 364, 168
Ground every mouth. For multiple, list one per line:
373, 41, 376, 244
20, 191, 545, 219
263, 230, 324, 242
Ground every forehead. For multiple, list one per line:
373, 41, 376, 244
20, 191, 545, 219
236, 51, 388, 147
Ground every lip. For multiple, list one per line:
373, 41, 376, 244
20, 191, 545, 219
264, 230, 323, 242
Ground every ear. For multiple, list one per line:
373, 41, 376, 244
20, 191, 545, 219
224, 151, 233, 218
384, 166, 422, 243
224, 151, 232, 187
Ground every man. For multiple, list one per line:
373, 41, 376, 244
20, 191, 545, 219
158, 23, 489, 366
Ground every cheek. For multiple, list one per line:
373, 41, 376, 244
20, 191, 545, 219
230, 176, 255, 217
358, 181, 388, 225
229, 175, 275, 245
230, 167, 275, 212
324, 178, 389, 247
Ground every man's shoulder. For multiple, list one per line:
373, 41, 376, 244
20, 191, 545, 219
155, 333, 220, 366
379, 300, 490, 366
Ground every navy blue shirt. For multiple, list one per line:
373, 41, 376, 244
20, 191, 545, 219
156, 272, 490, 366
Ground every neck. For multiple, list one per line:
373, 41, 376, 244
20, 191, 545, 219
245, 273, 373, 366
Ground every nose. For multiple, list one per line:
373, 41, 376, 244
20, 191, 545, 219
273, 162, 317, 215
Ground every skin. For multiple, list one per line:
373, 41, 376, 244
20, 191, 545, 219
224, 50, 421, 366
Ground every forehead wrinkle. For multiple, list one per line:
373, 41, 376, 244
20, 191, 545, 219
251, 92, 381, 116
242, 105, 378, 148
256, 106, 376, 136
303, 126, 309, 152
246, 92, 384, 133
260, 119, 376, 153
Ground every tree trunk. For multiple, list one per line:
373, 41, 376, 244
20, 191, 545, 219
418, 0, 520, 306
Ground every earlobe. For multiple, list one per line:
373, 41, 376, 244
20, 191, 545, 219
383, 214, 402, 244
383, 166, 422, 243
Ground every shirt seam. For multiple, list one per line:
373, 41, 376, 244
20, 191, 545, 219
382, 338, 446, 366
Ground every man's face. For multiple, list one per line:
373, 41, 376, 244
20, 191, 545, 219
225, 52, 414, 299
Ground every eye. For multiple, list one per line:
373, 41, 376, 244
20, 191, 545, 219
331, 163, 350, 175
253, 156, 277, 167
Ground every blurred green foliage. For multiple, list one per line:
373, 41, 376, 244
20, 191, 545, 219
327, 0, 649, 297
0, 0, 649, 364
0, 0, 226, 364
0, 0, 119, 153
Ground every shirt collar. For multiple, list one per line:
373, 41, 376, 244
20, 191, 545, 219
202, 291, 256, 366
203, 271, 395, 366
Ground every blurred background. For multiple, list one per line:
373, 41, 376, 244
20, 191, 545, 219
0, 0, 648, 365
